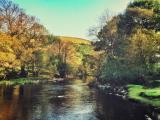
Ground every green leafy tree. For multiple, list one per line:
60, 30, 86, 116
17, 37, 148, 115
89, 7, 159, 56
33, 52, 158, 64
95, 0, 160, 84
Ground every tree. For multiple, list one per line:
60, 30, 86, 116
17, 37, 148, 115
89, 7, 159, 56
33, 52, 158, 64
95, 0, 160, 84
0, 0, 49, 78
120, 0, 160, 34
0, 33, 20, 79
47, 38, 81, 78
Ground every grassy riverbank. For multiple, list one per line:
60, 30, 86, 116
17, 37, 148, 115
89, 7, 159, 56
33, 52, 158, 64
0, 78, 39, 86
127, 82, 160, 107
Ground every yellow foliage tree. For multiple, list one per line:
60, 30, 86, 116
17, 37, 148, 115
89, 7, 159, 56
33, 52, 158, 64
0, 33, 20, 78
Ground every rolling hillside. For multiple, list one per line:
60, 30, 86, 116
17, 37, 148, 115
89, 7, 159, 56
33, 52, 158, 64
58, 36, 91, 45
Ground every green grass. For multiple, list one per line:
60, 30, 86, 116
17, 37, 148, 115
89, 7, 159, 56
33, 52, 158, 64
142, 89, 160, 98
0, 78, 39, 86
127, 84, 160, 107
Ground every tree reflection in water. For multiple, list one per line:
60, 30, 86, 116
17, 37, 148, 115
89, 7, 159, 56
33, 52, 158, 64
0, 80, 159, 120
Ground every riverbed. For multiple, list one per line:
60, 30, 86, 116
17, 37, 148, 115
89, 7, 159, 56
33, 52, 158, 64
0, 79, 159, 120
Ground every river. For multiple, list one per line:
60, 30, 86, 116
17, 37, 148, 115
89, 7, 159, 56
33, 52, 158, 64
0, 79, 159, 120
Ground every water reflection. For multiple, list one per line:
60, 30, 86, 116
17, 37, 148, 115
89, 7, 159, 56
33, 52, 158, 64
0, 80, 159, 120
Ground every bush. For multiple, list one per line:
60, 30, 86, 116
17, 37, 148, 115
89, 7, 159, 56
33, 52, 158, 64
99, 56, 148, 84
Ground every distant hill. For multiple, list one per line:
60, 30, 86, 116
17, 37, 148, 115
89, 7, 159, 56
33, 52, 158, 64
58, 36, 91, 45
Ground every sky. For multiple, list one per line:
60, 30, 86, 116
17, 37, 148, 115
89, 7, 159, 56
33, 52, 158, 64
13, 0, 130, 39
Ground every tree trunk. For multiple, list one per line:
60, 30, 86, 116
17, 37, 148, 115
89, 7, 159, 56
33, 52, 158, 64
20, 65, 28, 77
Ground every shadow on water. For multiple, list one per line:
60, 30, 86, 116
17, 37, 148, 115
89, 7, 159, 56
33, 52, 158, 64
0, 79, 159, 120
95, 91, 160, 120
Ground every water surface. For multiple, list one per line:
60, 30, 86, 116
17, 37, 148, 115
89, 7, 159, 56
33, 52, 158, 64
0, 79, 159, 120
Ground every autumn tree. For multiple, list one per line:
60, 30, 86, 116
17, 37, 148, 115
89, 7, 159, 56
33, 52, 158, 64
0, 0, 48, 78
0, 33, 20, 79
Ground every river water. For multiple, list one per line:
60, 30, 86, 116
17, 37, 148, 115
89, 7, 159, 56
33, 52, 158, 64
0, 79, 159, 120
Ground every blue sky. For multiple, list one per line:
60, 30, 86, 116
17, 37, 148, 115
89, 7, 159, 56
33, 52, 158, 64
13, 0, 130, 39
